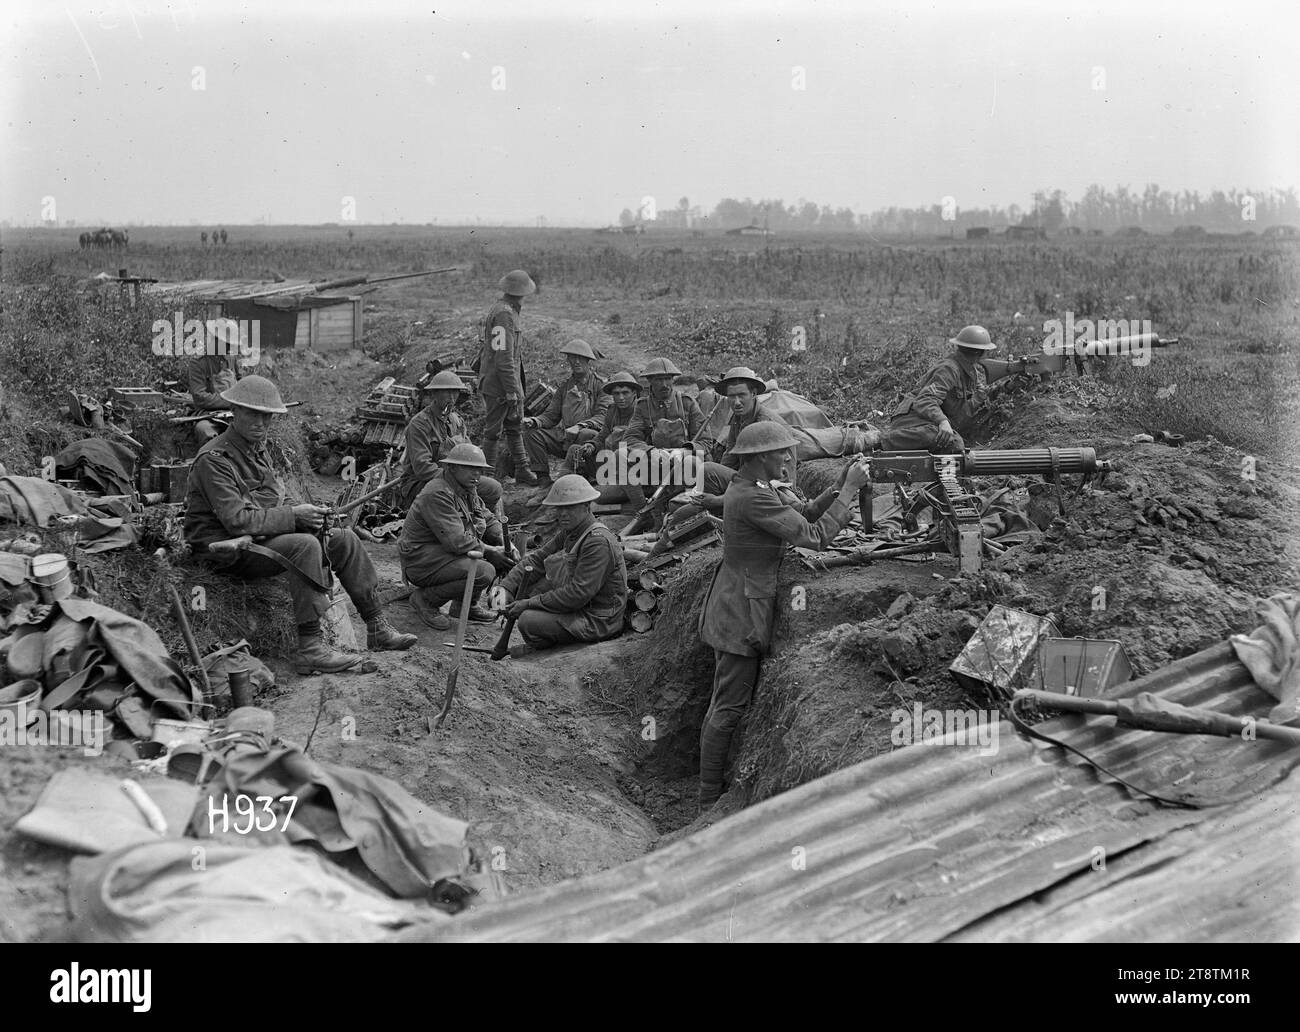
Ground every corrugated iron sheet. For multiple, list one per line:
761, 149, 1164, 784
396, 641, 1299, 942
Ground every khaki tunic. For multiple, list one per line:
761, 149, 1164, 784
698, 475, 849, 657
477, 299, 526, 399
500, 520, 627, 639
183, 428, 297, 550
889, 352, 985, 435
399, 471, 502, 585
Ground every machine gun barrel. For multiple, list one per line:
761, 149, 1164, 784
960, 448, 1111, 478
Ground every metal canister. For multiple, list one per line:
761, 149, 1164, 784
227, 668, 253, 709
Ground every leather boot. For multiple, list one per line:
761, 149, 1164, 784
293, 633, 364, 675
411, 588, 453, 630
508, 432, 538, 485
366, 613, 417, 650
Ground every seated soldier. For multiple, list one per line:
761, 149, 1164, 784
184, 375, 416, 675
395, 370, 503, 514
879, 325, 997, 453
497, 475, 627, 654
622, 357, 706, 523
399, 443, 513, 630
681, 366, 795, 519
570, 370, 641, 499
521, 339, 609, 487
183, 321, 241, 445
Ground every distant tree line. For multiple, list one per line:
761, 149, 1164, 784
619, 186, 1300, 234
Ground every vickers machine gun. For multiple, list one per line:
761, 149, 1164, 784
981, 332, 1180, 384
862, 448, 1112, 574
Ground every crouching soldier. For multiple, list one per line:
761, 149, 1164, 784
398, 444, 513, 630
395, 370, 503, 514
496, 475, 627, 654
697, 422, 871, 811
622, 357, 706, 524
521, 338, 609, 487
184, 375, 417, 675
878, 325, 997, 453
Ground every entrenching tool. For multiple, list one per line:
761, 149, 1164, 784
434, 549, 482, 728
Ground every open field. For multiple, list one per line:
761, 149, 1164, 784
1, 226, 1299, 940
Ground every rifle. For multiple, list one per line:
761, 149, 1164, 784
983, 332, 1180, 384
618, 418, 714, 541
490, 562, 538, 661
861, 448, 1111, 574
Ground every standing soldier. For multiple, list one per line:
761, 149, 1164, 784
623, 357, 706, 517
496, 475, 628, 655
399, 444, 511, 630
395, 370, 502, 514
184, 375, 417, 674
696, 422, 870, 810
879, 325, 997, 453
477, 269, 539, 485
521, 339, 609, 487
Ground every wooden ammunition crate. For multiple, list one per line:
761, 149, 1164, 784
109, 387, 166, 411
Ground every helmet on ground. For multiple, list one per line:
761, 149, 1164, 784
439, 443, 493, 469
948, 325, 997, 351
498, 270, 536, 296
642, 357, 682, 378
541, 474, 601, 506
221, 374, 287, 414
560, 338, 598, 360
602, 371, 643, 395
730, 421, 798, 456
426, 370, 469, 392
719, 366, 769, 396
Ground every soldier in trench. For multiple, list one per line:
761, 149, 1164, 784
696, 422, 870, 811
877, 325, 998, 453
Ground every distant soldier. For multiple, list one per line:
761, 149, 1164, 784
399, 444, 511, 630
879, 325, 997, 453
183, 320, 241, 444
696, 422, 870, 810
201, 231, 208, 246
220, 228, 228, 245
497, 475, 628, 655
476, 269, 538, 485
184, 375, 416, 674
622, 357, 705, 518
395, 370, 502, 513
521, 339, 609, 487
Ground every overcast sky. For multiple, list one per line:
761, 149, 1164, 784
2, 0, 1297, 226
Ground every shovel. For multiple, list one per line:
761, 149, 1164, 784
433, 550, 482, 729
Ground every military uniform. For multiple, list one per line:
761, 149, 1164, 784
695, 402, 796, 498
880, 350, 985, 452
696, 473, 852, 805
398, 470, 502, 609
477, 298, 529, 470
184, 428, 382, 626
396, 404, 502, 512
184, 354, 238, 443
573, 401, 636, 483
524, 370, 609, 478
499, 518, 627, 648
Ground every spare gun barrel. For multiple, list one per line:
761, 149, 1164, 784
960, 448, 1111, 477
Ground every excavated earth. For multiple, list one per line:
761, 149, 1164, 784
4, 287, 1299, 940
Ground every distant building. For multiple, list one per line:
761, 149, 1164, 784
1005, 225, 1046, 240
726, 223, 774, 237
1263, 225, 1299, 239
965, 227, 990, 239
1060, 226, 1083, 236
1119, 226, 1148, 237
